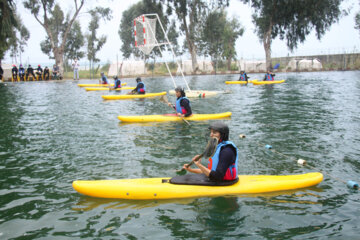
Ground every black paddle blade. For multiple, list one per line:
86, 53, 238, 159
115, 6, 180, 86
202, 137, 218, 158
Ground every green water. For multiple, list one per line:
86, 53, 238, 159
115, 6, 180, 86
0, 71, 359, 239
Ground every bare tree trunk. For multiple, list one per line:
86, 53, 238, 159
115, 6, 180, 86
181, 14, 199, 73
263, 19, 273, 71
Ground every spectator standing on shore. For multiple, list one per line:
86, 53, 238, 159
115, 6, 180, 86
72, 58, 80, 80
43, 66, 50, 80
12, 65, 18, 81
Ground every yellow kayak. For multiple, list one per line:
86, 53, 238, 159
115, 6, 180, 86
77, 83, 127, 87
252, 80, 285, 85
84, 87, 135, 91
102, 92, 167, 100
225, 80, 257, 84
72, 172, 323, 200
118, 112, 232, 123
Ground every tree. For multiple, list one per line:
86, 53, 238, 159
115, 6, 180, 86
0, 0, 29, 63
66, 20, 85, 61
86, 7, 111, 78
356, 4, 360, 35
200, 9, 244, 71
23, 0, 85, 75
9, 14, 30, 64
241, 0, 345, 70
118, 0, 176, 60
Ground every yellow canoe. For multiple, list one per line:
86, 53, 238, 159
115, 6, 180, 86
102, 92, 167, 100
77, 82, 127, 87
118, 112, 232, 123
225, 80, 257, 84
84, 87, 135, 91
252, 80, 285, 85
72, 172, 323, 200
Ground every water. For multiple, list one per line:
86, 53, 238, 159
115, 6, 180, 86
0, 71, 359, 239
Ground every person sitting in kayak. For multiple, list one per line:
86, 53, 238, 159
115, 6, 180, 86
183, 122, 238, 182
168, 86, 192, 117
238, 70, 249, 82
263, 70, 275, 81
100, 72, 109, 85
19, 64, 25, 81
130, 77, 145, 94
113, 75, 121, 89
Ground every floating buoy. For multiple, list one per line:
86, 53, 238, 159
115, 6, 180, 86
239, 134, 246, 138
297, 159, 306, 165
347, 180, 359, 190
202, 93, 205, 98
265, 144, 272, 149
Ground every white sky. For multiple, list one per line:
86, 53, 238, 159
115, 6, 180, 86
4, 0, 360, 66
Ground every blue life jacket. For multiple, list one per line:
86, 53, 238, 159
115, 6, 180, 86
19, 68, 25, 74
239, 73, 247, 81
102, 76, 108, 84
114, 79, 121, 88
265, 73, 274, 81
175, 96, 190, 114
137, 81, 145, 93
207, 141, 238, 181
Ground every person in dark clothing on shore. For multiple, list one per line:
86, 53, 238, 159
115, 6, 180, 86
167, 86, 192, 117
36, 65, 43, 80
182, 122, 238, 182
19, 64, 25, 81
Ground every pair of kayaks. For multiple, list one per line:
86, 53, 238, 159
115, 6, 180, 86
225, 79, 285, 85
72, 172, 323, 200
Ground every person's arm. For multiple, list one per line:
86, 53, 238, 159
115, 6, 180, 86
184, 155, 208, 174
208, 146, 236, 181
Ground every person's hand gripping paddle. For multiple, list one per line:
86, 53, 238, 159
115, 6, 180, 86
160, 95, 191, 126
176, 137, 218, 174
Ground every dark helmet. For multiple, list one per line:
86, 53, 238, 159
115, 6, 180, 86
175, 86, 185, 97
136, 77, 141, 82
209, 122, 229, 141
113, 75, 118, 79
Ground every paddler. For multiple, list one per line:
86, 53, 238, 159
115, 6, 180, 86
238, 70, 249, 82
167, 86, 192, 117
26, 64, 36, 81
183, 122, 238, 182
100, 72, 109, 85
12, 64, 18, 81
263, 70, 275, 81
113, 75, 121, 89
130, 77, 145, 94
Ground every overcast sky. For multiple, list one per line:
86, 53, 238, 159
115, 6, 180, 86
4, 0, 360, 66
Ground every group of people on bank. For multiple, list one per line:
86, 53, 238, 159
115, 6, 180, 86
11, 64, 62, 81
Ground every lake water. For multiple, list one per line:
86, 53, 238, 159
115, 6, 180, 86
0, 71, 359, 239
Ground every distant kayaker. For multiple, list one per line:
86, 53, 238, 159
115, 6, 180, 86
43, 66, 50, 80
26, 65, 36, 81
167, 86, 192, 117
100, 72, 109, 85
238, 70, 249, 82
263, 70, 275, 81
183, 122, 238, 182
12, 65, 18, 81
113, 75, 121, 89
19, 64, 25, 81
130, 77, 146, 94
36, 65, 43, 80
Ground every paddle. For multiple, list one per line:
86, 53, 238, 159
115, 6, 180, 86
160, 95, 191, 126
176, 137, 218, 174
273, 63, 280, 70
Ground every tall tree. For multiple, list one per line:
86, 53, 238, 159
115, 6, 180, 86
200, 9, 244, 71
241, 0, 345, 70
66, 20, 85, 61
0, 0, 29, 63
9, 14, 30, 64
118, 0, 175, 60
23, 0, 85, 74
86, 7, 111, 78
